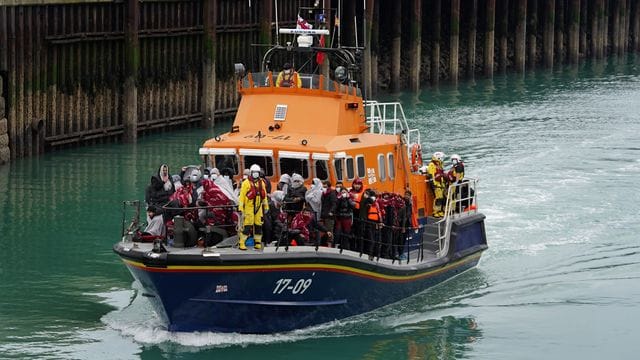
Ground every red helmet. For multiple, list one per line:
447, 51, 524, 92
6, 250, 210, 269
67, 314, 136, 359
352, 177, 363, 186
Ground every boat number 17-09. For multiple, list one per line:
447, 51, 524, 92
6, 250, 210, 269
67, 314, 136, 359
273, 278, 312, 294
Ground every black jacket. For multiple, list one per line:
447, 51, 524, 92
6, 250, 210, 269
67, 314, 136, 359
320, 190, 337, 219
335, 194, 354, 217
284, 185, 307, 212
145, 175, 174, 207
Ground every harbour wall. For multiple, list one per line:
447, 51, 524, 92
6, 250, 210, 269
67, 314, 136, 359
0, 0, 639, 164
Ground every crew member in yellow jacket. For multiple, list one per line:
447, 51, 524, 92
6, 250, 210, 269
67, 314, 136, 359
238, 164, 270, 250
426, 151, 446, 217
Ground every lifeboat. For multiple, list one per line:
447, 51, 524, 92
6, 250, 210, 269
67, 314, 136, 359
113, 11, 488, 334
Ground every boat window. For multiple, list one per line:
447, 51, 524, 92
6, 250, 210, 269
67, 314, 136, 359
378, 154, 386, 181
280, 158, 309, 179
387, 153, 395, 179
356, 155, 365, 178
214, 155, 239, 175
244, 155, 274, 176
334, 159, 344, 181
346, 157, 355, 180
314, 160, 329, 181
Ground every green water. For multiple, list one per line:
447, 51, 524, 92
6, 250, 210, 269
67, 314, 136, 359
1, 56, 640, 359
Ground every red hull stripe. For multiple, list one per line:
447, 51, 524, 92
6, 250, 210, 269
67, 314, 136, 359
122, 252, 482, 283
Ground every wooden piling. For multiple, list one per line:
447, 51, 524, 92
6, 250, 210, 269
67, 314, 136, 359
409, 0, 422, 91
432, 0, 442, 84
123, 0, 139, 143
555, 0, 565, 62
450, 0, 460, 83
499, 0, 509, 73
515, 0, 527, 72
634, 0, 640, 51
485, 0, 496, 76
580, 0, 587, 57
370, 0, 379, 97
528, 0, 538, 69
202, 0, 217, 129
364, 0, 374, 97
390, 1, 402, 92
468, 0, 478, 77
601, 0, 608, 57
569, 0, 580, 63
544, 0, 556, 67
619, 0, 627, 54
612, 0, 621, 54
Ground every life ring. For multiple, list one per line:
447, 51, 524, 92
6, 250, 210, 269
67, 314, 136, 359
410, 144, 423, 172
463, 204, 478, 212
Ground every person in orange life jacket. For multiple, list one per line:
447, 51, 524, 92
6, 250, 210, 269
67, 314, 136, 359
361, 189, 382, 257
284, 173, 307, 213
276, 62, 302, 88
349, 177, 366, 244
238, 164, 269, 250
334, 187, 355, 250
426, 151, 446, 217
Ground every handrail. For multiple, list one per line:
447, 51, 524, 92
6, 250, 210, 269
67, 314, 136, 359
120, 178, 478, 264
364, 101, 421, 162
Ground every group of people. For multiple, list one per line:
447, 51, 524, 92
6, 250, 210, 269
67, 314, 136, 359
139, 151, 470, 257
420, 152, 467, 217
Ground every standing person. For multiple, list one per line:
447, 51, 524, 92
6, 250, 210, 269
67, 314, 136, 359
349, 177, 366, 246
427, 151, 446, 217
320, 180, 337, 246
145, 164, 175, 207
396, 190, 417, 260
275, 63, 302, 88
238, 164, 269, 250
362, 189, 382, 257
447, 154, 465, 183
284, 173, 307, 213
447, 154, 466, 212
334, 187, 354, 250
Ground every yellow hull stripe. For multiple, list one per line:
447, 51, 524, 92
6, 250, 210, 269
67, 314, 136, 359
122, 251, 483, 282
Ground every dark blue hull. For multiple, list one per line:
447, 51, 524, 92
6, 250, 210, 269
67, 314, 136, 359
115, 214, 487, 333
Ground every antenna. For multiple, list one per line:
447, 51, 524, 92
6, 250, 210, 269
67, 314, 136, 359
362, 0, 367, 102
275, 0, 280, 45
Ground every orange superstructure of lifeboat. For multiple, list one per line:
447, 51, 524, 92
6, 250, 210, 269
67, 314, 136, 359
200, 70, 436, 217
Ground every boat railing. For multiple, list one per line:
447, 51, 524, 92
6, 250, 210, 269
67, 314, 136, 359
239, 71, 362, 96
364, 101, 421, 159
432, 178, 479, 257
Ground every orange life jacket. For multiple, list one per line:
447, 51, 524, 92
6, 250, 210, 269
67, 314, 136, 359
367, 203, 381, 222
352, 191, 363, 210
246, 179, 266, 200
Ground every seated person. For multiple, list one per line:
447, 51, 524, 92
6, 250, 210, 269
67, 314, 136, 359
275, 63, 302, 88
140, 205, 166, 240
286, 203, 333, 247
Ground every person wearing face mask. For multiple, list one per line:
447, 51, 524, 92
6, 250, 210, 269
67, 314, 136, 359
363, 189, 382, 257
334, 187, 355, 250
284, 173, 307, 213
275, 62, 302, 88
238, 164, 269, 250
426, 151, 446, 217
320, 180, 337, 246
